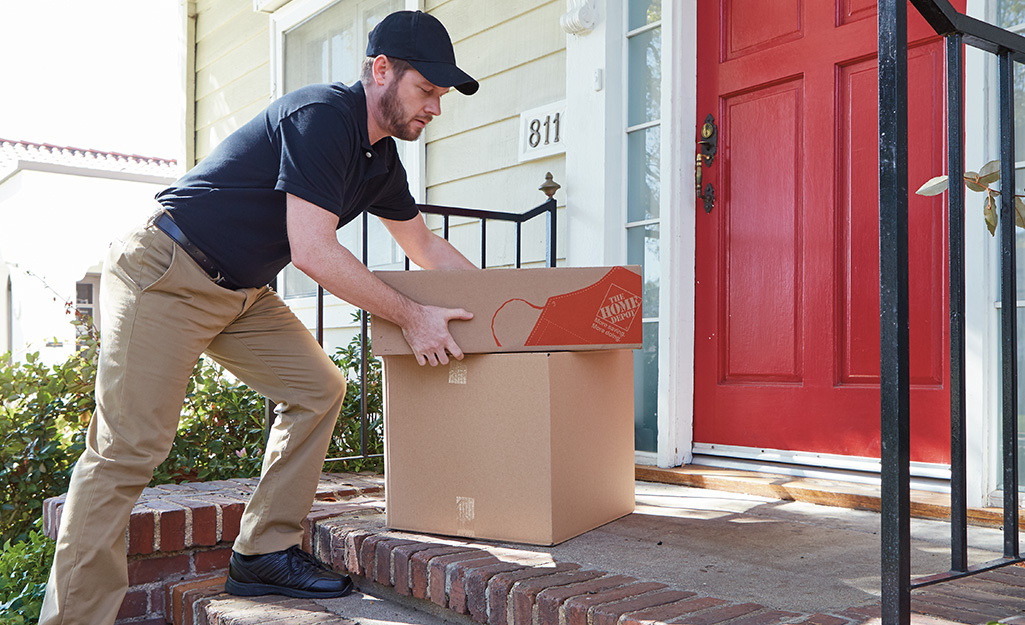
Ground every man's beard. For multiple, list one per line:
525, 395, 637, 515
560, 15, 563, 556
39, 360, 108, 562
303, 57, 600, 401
379, 78, 425, 142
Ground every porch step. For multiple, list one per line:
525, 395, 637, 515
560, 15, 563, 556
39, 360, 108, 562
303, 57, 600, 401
173, 479, 1025, 625
637, 465, 1025, 529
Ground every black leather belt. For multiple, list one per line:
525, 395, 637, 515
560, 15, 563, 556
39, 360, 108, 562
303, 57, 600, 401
153, 211, 241, 290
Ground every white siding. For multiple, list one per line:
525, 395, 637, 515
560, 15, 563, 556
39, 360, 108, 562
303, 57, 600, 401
424, 0, 566, 267
193, 0, 271, 161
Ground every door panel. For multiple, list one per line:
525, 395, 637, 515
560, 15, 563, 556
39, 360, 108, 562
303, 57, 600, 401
725, 0, 803, 61
694, 0, 959, 463
838, 45, 947, 389
722, 79, 803, 384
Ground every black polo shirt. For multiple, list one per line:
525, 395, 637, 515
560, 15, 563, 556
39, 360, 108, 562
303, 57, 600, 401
155, 81, 418, 288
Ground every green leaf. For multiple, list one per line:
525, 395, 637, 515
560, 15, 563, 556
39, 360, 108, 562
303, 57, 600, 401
915, 175, 949, 196
978, 159, 1001, 184
965, 178, 987, 193
985, 194, 998, 236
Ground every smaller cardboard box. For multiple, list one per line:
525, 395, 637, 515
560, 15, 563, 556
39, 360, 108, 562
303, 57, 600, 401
383, 350, 636, 546
371, 266, 642, 355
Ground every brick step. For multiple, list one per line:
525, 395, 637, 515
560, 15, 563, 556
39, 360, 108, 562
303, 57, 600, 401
173, 509, 873, 625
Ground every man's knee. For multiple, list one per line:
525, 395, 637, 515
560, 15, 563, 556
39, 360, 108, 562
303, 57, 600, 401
305, 362, 347, 417
326, 366, 347, 411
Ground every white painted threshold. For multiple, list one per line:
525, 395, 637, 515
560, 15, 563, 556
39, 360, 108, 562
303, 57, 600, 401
635, 451, 658, 466
987, 490, 1025, 509
690, 443, 951, 494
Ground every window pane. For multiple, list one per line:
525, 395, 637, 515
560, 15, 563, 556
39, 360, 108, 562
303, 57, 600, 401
627, 26, 661, 126
999, 1, 1025, 156
76, 282, 93, 305
998, 0, 1025, 29
627, 127, 661, 222
634, 321, 659, 453
282, 264, 317, 298
335, 215, 405, 270
628, 0, 661, 31
1013, 170, 1025, 301
284, 0, 400, 92
1012, 61, 1025, 165
627, 223, 660, 318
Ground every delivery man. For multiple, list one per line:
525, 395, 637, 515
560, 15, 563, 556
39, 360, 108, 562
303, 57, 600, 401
40, 10, 477, 625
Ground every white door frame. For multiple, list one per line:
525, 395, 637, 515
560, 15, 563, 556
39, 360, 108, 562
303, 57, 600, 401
964, 0, 1005, 508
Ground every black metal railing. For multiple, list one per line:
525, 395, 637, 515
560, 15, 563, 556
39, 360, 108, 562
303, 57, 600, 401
265, 177, 559, 464
880, 2, 1024, 623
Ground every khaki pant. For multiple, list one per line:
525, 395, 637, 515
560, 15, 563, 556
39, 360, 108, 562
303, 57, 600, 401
39, 221, 346, 625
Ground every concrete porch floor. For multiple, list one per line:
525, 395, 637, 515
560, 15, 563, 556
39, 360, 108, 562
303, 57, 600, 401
187, 467, 1025, 625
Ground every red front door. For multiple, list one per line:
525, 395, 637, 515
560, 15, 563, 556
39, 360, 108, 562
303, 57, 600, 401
693, 1, 959, 464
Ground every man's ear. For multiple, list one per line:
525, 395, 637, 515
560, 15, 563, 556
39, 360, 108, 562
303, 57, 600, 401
371, 55, 390, 87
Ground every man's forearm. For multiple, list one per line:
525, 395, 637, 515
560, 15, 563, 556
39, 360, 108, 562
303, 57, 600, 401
300, 242, 420, 327
415, 231, 477, 270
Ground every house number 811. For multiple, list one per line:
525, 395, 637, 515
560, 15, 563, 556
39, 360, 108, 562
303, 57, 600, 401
528, 113, 561, 148
518, 101, 566, 162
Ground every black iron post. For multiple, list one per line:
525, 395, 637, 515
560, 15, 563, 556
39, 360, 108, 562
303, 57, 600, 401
480, 219, 487, 268
878, 1, 912, 623
546, 199, 557, 268
360, 210, 369, 458
515, 222, 523, 268
946, 32, 969, 575
997, 50, 1021, 560
316, 285, 324, 346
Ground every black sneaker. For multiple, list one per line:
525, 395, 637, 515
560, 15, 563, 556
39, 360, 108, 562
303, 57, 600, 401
225, 545, 354, 598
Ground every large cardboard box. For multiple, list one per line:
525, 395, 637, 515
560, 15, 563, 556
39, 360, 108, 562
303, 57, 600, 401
371, 266, 642, 355
383, 350, 636, 546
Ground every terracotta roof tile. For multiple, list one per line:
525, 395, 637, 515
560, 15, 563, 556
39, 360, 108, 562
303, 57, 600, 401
0, 138, 179, 178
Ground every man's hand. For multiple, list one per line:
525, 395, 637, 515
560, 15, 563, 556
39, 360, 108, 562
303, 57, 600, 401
401, 305, 474, 366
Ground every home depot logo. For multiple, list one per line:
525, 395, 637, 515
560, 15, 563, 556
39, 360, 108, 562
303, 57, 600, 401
495, 266, 644, 347
592, 283, 642, 341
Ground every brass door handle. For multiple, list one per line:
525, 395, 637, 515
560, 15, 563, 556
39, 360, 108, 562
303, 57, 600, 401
696, 114, 717, 213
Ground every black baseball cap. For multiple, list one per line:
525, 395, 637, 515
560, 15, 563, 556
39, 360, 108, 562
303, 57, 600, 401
366, 10, 478, 96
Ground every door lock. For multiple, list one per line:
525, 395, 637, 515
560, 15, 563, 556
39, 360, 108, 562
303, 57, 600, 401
696, 114, 717, 213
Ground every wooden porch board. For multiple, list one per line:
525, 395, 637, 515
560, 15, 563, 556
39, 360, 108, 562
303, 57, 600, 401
635, 465, 1025, 530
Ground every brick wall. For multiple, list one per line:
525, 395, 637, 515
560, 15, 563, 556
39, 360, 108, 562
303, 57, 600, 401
41, 474, 383, 625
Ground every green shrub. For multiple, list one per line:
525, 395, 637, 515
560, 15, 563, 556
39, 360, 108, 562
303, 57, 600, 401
328, 329, 384, 473
0, 320, 96, 545
2, 317, 385, 545
0, 519, 55, 625
151, 359, 267, 484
